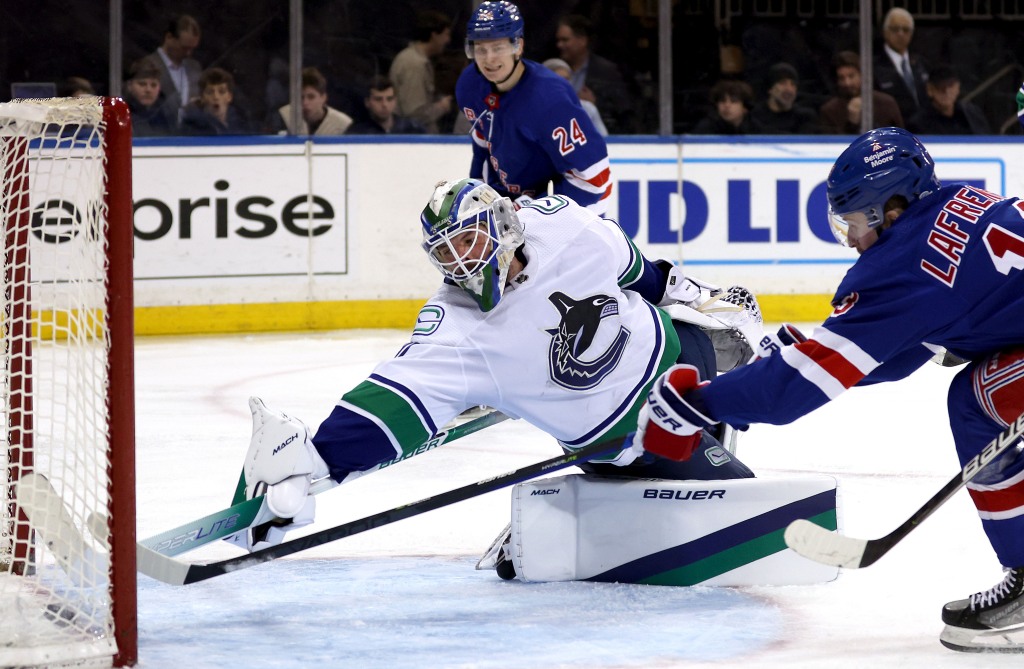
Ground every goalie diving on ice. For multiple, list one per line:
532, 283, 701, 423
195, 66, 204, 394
233, 177, 807, 578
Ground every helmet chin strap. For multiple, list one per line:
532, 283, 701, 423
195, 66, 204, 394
492, 58, 522, 88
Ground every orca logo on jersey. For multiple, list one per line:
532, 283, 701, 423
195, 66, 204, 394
545, 292, 630, 391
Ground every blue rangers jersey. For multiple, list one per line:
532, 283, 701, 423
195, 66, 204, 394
456, 60, 613, 214
700, 184, 1024, 427
313, 196, 674, 482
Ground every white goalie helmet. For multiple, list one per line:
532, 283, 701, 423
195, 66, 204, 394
420, 178, 525, 312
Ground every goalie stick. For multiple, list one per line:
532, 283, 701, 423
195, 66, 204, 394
14, 473, 108, 586
784, 410, 1024, 569
137, 434, 627, 586
123, 410, 511, 559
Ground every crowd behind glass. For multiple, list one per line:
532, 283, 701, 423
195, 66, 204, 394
2, 1, 1022, 137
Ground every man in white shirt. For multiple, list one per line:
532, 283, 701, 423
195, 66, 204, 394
873, 7, 929, 122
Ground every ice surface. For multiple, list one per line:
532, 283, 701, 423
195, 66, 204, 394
133, 329, 1015, 668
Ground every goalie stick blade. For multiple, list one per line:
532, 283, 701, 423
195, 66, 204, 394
15, 473, 108, 584
784, 519, 868, 569
138, 436, 626, 586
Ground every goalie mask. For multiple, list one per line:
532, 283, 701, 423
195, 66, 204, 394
420, 178, 524, 312
826, 127, 940, 246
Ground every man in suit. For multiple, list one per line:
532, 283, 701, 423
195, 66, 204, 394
555, 14, 634, 134
141, 14, 203, 129
873, 7, 929, 122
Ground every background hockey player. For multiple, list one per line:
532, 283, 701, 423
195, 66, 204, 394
241, 177, 784, 573
637, 126, 1024, 653
455, 1, 612, 214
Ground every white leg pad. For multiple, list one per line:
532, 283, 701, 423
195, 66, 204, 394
507, 474, 841, 585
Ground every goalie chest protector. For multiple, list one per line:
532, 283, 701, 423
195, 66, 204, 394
508, 474, 840, 585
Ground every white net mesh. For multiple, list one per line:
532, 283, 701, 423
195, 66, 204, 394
0, 97, 119, 668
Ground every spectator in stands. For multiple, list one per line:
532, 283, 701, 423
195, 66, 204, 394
140, 14, 202, 126
123, 60, 174, 137
388, 10, 454, 134
347, 77, 426, 135
874, 8, 929, 123
272, 67, 352, 136
1017, 80, 1024, 131
750, 62, 819, 134
908, 65, 991, 135
819, 51, 903, 134
180, 67, 252, 136
60, 77, 95, 98
555, 14, 634, 134
691, 79, 761, 134
542, 58, 607, 136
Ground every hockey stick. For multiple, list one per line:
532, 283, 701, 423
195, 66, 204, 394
138, 435, 627, 586
15, 473, 108, 586
784, 411, 1024, 569
136, 410, 511, 558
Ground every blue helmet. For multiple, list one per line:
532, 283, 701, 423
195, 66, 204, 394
465, 1, 524, 45
826, 127, 940, 244
420, 178, 524, 312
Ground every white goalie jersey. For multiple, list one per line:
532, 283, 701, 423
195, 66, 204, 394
323, 196, 680, 473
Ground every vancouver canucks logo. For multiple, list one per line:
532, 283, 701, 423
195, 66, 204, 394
545, 292, 630, 391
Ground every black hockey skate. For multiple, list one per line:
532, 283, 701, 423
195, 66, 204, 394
940, 567, 1024, 652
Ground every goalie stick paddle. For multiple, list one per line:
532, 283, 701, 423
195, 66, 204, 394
138, 410, 512, 558
137, 435, 627, 586
784, 410, 1024, 569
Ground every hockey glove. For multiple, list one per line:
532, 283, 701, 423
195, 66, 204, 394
657, 262, 721, 308
637, 364, 718, 461
244, 397, 330, 520
777, 323, 807, 346
512, 193, 535, 211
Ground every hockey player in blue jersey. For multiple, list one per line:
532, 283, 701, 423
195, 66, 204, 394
635, 126, 1024, 653
455, 1, 613, 215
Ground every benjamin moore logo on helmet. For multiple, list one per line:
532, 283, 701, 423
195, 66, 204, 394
864, 145, 896, 169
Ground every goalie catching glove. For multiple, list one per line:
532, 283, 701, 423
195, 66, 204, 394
241, 397, 330, 551
636, 364, 718, 462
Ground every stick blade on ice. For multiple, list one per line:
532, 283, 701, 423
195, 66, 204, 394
784, 519, 868, 569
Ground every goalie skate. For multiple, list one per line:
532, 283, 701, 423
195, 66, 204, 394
475, 522, 516, 580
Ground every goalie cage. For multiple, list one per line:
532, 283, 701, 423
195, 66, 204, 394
0, 97, 137, 667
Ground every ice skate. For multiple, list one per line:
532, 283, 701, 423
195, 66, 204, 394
940, 567, 1024, 653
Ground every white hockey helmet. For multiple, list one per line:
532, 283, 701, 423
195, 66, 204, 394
420, 178, 524, 312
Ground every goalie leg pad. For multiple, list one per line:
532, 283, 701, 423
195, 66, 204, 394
244, 397, 329, 519
509, 473, 840, 585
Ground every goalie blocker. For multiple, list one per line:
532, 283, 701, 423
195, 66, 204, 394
488, 473, 840, 586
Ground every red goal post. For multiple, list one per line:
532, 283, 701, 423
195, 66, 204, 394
0, 97, 136, 667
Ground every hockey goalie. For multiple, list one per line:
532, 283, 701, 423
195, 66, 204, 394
237, 177, 837, 589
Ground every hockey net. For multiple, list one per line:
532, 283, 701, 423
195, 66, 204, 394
0, 98, 136, 667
